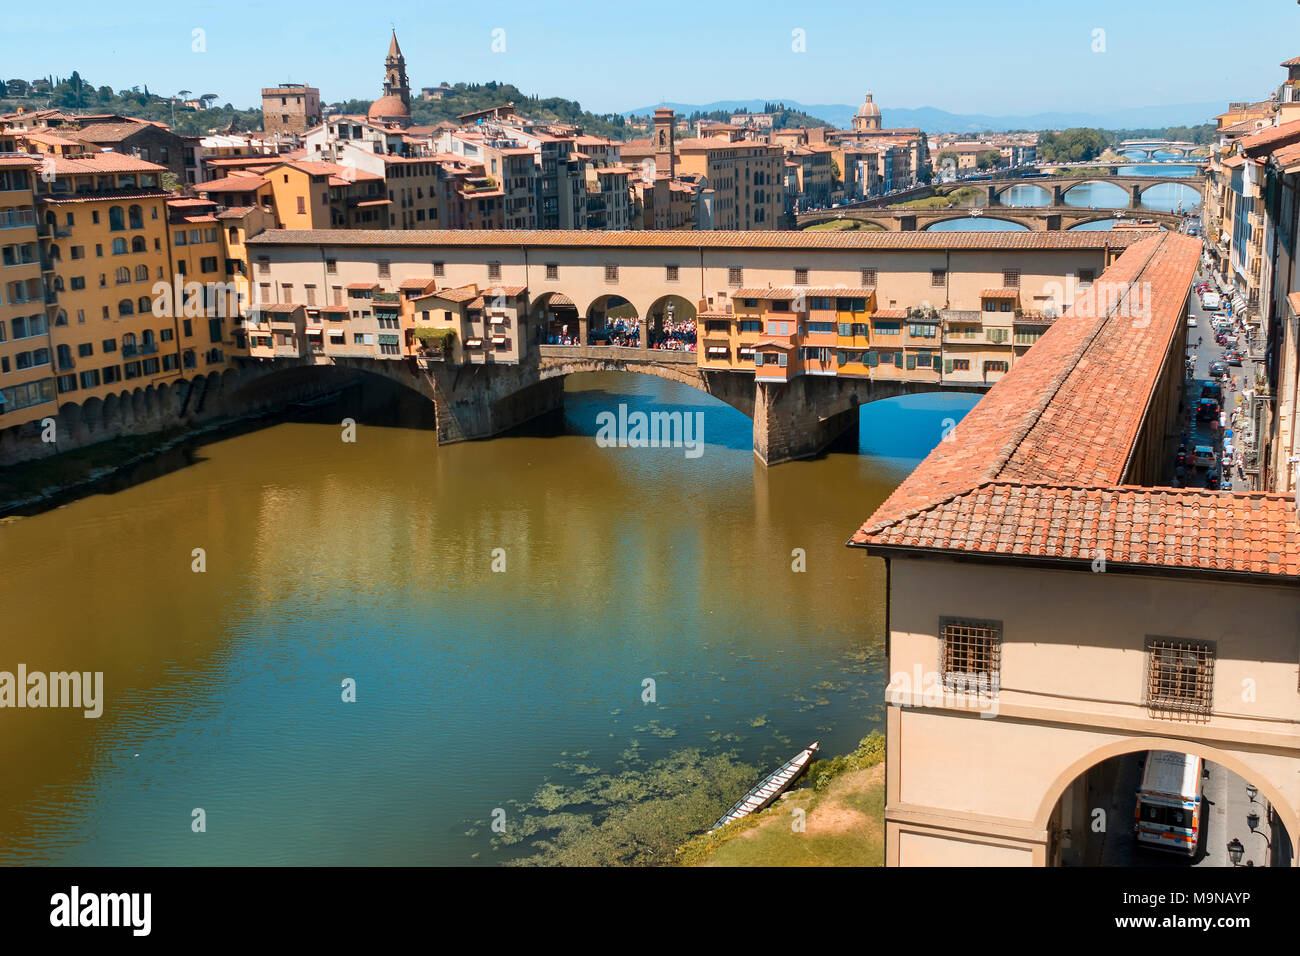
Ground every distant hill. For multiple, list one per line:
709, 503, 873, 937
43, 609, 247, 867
336, 81, 632, 140
623, 99, 1232, 134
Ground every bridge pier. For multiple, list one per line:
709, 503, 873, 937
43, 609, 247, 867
753, 376, 878, 465
427, 362, 565, 445
1130, 184, 1142, 210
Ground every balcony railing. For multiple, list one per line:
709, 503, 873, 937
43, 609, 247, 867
0, 210, 36, 229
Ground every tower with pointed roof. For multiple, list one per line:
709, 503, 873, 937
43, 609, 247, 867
368, 30, 412, 127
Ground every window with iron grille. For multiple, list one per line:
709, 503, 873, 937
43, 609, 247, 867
257, 256, 270, 274
1145, 637, 1215, 720
940, 618, 1001, 695
325, 259, 337, 274
794, 267, 809, 286
545, 263, 558, 280
378, 260, 390, 278
433, 261, 445, 277
665, 264, 679, 281
605, 263, 619, 282
931, 269, 946, 287
861, 267, 877, 287
488, 261, 501, 280
728, 266, 743, 286
1002, 269, 1020, 288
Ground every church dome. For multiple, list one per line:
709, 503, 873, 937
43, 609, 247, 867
368, 95, 410, 123
857, 93, 880, 118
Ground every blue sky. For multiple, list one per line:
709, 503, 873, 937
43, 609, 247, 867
5, 0, 1297, 116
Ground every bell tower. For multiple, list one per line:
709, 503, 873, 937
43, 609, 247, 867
383, 30, 410, 112
653, 107, 676, 179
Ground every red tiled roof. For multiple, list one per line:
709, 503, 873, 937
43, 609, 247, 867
198, 175, 267, 192
1239, 119, 1300, 156
846, 232, 1292, 578
399, 277, 436, 291
856, 482, 1300, 578
418, 286, 478, 303
346, 282, 378, 290
981, 287, 1020, 299
247, 229, 1137, 253
34, 152, 166, 174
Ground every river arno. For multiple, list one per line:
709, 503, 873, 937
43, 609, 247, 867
0, 373, 976, 865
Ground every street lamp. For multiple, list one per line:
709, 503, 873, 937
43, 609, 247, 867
1245, 784, 1258, 803
1227, 838, 1245, 865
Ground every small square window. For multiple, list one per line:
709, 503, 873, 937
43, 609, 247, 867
940, 618, 1002, 695
1145, 637, 1215, 721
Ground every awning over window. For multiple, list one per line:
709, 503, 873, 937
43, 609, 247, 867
491, 335, 507, 345
378, 334, 399, 346
306, 328, 323, 337
465, 338, 483, 347
738, 347, 755, 356
706, 346, 728, 355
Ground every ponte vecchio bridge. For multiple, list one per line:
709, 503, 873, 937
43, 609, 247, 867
10, 229, 1147, 468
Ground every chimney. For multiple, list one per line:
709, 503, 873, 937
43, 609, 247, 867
654, 107, 676, 180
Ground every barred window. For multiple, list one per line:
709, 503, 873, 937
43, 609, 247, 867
433, 261, 445, 277
665, 264, 679, 281
861, 267, 877, 287
545, 263, 558, 280
940, 618, 1001, 694
793, 267, 809, 286
378, 260, 391, 278
1145, 637, 1215, 720
488, 261, 501, 280
728, 266, 743, 286
1002, 269, 1020, 288
605, 263, 619, 282
931, 269, 946, 287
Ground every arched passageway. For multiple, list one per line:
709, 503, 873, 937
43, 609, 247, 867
534, 291, 581, 346
645, 295, 697, 352
1043, 742, 1295, 867
587, 294, 639, 347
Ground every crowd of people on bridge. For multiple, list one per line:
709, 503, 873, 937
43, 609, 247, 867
542, 315, 698, 350
649, 318, 696, 351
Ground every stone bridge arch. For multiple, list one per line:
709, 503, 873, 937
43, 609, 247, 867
1035, 735, 1300, 865
921, 212, 1034, 231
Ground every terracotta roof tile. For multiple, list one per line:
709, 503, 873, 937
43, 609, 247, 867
845, 232, 1297, 578
246, 229, 1135, 253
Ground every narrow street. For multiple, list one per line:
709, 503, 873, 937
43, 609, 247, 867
1180, 271, 1260, 491
1093, 754, 1281, 867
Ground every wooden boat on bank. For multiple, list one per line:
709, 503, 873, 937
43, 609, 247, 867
709, 742, 820, 832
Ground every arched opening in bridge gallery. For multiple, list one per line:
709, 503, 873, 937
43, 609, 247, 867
534, 292, 581, 346
586, 294, 639, 347
1044, 745, 1294, 868
645, 295, 696, 351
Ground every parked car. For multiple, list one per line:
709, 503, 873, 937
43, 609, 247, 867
1210, 361, 1228, 378
1224, 351, 1243, 366
1187, 315, 1197, 327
